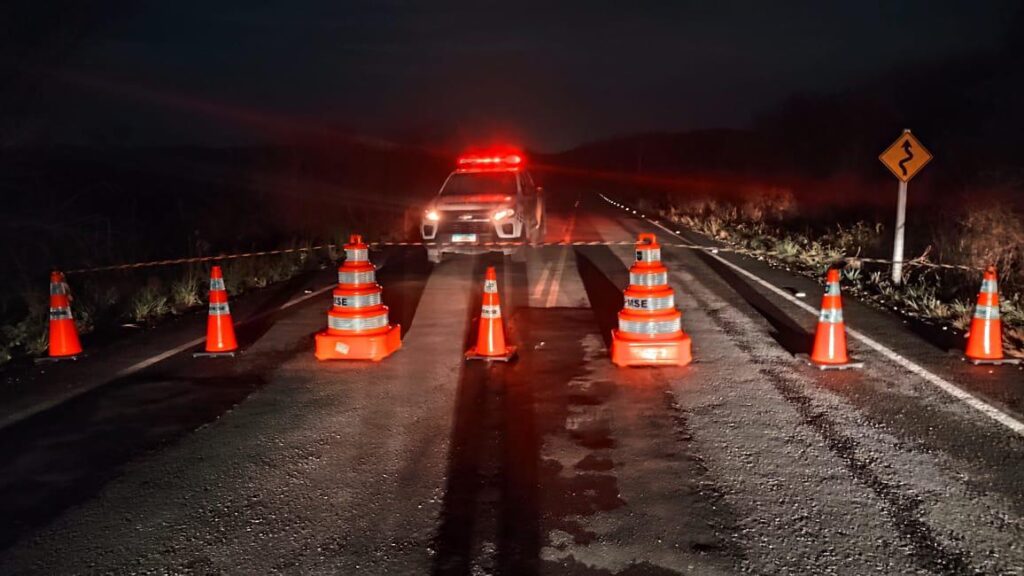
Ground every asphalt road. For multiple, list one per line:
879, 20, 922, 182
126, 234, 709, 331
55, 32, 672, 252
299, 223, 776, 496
1, 191, 1023, 575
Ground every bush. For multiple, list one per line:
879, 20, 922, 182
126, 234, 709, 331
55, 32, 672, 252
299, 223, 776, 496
130, 284, 170, 324
956, 205, 1024, 285
170, 270, 203, 312
657, 188, 1023, 355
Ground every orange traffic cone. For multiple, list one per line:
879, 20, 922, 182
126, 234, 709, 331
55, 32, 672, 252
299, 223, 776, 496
805, 268, 862, 370
315, 234, 401, 361
610, 233, 692, 367
964, 266, 1020, 365
39, 270, 82, 362
194, 265, 239, 357
466, 266, 516, 361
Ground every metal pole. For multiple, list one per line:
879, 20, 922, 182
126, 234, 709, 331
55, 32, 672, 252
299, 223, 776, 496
891, 179, 908, 284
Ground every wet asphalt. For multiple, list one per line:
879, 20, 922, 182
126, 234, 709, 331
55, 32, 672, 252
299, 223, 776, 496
0, 192, 1022, 575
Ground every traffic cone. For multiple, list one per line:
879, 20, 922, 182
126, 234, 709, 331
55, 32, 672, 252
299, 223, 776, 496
466, 266, 516, 362
194, 265, 239, 357
610, 233, 692, 367
315, 234, 401, 361
40, 270, 82, 362
964, 266, 1020, 365
805, 268, 862, 370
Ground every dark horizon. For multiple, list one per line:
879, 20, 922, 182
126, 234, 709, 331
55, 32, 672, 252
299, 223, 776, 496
3, 1, 1022, 153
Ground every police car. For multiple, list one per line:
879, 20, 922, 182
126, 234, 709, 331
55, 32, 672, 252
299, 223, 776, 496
420, 152, 545, 263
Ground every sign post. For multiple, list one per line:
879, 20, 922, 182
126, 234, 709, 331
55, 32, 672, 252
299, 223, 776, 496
879, 129, 932, 284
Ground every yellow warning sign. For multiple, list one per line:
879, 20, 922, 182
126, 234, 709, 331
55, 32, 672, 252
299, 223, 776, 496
879, 130, 932, 182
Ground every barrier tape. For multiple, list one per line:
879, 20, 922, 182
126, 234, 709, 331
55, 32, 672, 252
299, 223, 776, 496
596, 193, 992, 274
60, 237, 991, 276
64, 244, 333, 274
59, 194, 994, 275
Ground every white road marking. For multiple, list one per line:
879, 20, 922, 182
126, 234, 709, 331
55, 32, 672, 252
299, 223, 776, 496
545, 202, 579, 308
604, 195, 1024, 437
546, 247, 569, 308
3, 281, 337, 431
533, 263, 552, 300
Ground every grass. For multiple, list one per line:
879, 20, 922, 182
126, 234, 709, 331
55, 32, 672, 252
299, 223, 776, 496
130, 285, 171, 325
654, 189, 1024, 356
170, 270, 203, 312
0, 242, 332, 366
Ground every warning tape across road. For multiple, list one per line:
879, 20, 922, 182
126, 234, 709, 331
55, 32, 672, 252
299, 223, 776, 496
63, 237, 984, 275
64, 245, 333, 275
63, 240, 639, 274
63, 197, 985, 275
595, 193, 988, 273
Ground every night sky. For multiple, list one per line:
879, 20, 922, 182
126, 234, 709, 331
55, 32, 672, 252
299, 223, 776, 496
3, 1, 1019, 151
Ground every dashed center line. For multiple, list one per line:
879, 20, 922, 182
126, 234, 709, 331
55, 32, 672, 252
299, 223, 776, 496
532, 263, 552, 301
544, 201, 579, 308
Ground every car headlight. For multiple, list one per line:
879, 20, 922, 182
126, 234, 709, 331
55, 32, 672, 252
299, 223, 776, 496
425, 209, 440, 222
492, 208, 515, 221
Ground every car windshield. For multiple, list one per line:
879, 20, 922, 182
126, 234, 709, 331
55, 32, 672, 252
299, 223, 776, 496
440, 172, 518, 196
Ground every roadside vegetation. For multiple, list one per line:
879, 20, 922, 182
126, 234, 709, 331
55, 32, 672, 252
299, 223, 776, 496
0, 143, 444, 367
632, 188, 1024, 357
0, 244, 338, 366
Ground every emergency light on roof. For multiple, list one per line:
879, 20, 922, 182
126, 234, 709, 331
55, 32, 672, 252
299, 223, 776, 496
457, 153, 524, 168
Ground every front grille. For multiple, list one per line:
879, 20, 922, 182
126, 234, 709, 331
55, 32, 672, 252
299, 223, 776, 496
440, 221, 494, 234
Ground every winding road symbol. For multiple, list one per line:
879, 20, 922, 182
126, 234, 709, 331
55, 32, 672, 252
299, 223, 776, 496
898, 140, 913, 177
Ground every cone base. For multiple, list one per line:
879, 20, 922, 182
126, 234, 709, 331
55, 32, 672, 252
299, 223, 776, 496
610, 330, 692, 367
466, 345, 517, 362
194, 350, 239, 358
963, 356, 1021, 366
35, 354, 81, 364
315, 325, 401, 362
797, 354, 863, 371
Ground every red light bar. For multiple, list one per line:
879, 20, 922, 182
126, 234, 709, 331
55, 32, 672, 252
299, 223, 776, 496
457, 153, 524, 168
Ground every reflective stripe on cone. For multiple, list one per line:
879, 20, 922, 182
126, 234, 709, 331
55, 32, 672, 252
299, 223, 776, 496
196, 265, 238, 356
466, 266, 515, 361
611, 233, 692, 367
807, 268, 860, 369
315, 233, 401, 361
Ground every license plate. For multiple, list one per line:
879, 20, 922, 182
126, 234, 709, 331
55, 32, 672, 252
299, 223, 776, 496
451, 233, 477, 243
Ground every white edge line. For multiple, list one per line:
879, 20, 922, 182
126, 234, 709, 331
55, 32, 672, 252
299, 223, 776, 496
604, 194, 1024, 436
1, 281, 337, 431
